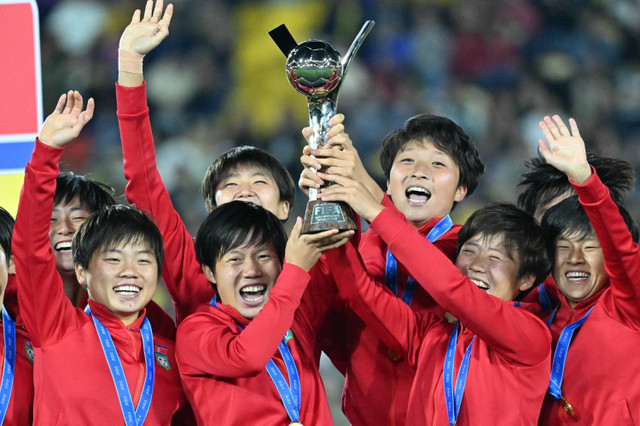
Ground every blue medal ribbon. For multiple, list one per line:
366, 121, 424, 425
443, 322, 475, 426
548, 306, 594, 403
85, 306, 155, 426
385, 215, 453, 306
209, 297, 302, 423
0, 306, 16, 424
538, 283, 552, 311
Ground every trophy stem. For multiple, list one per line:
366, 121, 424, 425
307, 98, 336, 202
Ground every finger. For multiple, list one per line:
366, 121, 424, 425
537, 139, 551, 160
543, 115, 561, 139
305, 228, 340, 243
290, 217, 303, 238
161, 3, 173, 27
552, 115, 570, 136
152, 0, 164, 21
71, 91, 84, 117
300, 154, 322, 170
62, 90, 75, 114
538, 120, 554, 145
569, 118, 580, 138
301, 127, 312, 142
328, 113, 345, 127
131, 9, 141, 24
325, 123, 344, 139
53, 93, 67, 114
83, 98, 95, 123
142, 0, 153, 21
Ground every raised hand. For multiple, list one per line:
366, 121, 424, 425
298, 113, 384, 202
119, 0, 173, 56
38, 91, 94, 148
318, 173, 384, 223
538, 115, 592, 184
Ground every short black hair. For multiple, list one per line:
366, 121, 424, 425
517, 154, 635, 217
195, 201, 287, 286
541, 196, 639, 247
379, 114, 485, 200
457, 203, 551, 291
73, 205, 164, 276
0, 207, 14, 265
201, 146, 295, 213
55, 172, 116, 212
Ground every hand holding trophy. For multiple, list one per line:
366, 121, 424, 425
270, 21, 375, 234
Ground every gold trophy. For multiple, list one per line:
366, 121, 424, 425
270, 21, 375, 234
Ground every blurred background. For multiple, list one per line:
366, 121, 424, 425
33, 0, 640, 423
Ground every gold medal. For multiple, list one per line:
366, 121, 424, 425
560, 397, 575, 417
289, 423, 304, 426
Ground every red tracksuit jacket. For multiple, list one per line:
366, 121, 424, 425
319, 196, 460, 426
538, 170, 640, 425
13, 139, 189, 425
325, 207, 551, 425
176, 263, 334, 425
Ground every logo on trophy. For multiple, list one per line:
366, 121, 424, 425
270, 21, 375, 234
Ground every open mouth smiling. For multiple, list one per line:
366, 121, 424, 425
239, 284, 267, 304
113, 285, 142, 296
405, 186, 431, 206
470, 279, 490, 291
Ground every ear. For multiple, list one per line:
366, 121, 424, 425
202, 264, 216, 284
516, 274, 536, 293
75, 264, 88, 287
454, 185, 468, 203
8, 255, 14, 275
276, 200, 290, 221
386, 180, 391, 195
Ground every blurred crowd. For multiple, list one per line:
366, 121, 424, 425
38, 0, 640, 232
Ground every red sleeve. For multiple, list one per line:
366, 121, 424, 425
12, 139, 85, 347
176, 263, 310, 377
293, 257, 337, 346
572, 169, 640, 326
369, 207, 551, 366
116, 83, 213, 323
324, 238, 427, 362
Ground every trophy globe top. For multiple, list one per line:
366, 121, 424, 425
286, 40, 343, 98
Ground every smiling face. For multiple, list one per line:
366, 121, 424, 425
50, 196, 91, 274
203, 239, 281, 320
214, 166, 289, 220
75, 241, 158, 325
456, 233, 534, 302
552, 232, 608, 307
386, 139, 466, 229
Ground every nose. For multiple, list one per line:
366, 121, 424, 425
233, 183, 255, 200
466, 254, 488, 274
242, 257, 262, 278
567, 247, 585, 264
410, 160, 429, 179
119, 258, 140, 278
53, 215, 75, 236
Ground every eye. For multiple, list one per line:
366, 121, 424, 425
105, 257, 120, 263
254, 179, 268, 185
489, 255, 503, 261
138, 258, 153, 264
399, 156, 414, 164
224, 182, 237, 188
72, 215, 87, 222
433, 161, 445, 167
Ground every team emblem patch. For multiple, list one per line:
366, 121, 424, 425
154, 344, 170, 370
24, 340, 34, 364
284, 329, 294, 344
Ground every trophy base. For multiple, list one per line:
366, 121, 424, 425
301, 200, 358, 234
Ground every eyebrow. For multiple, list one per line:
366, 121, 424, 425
102, 248, 154, 255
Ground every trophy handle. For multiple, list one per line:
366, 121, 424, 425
340, 20, 375, 84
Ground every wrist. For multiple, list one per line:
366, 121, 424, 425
118, 49, 144, 74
